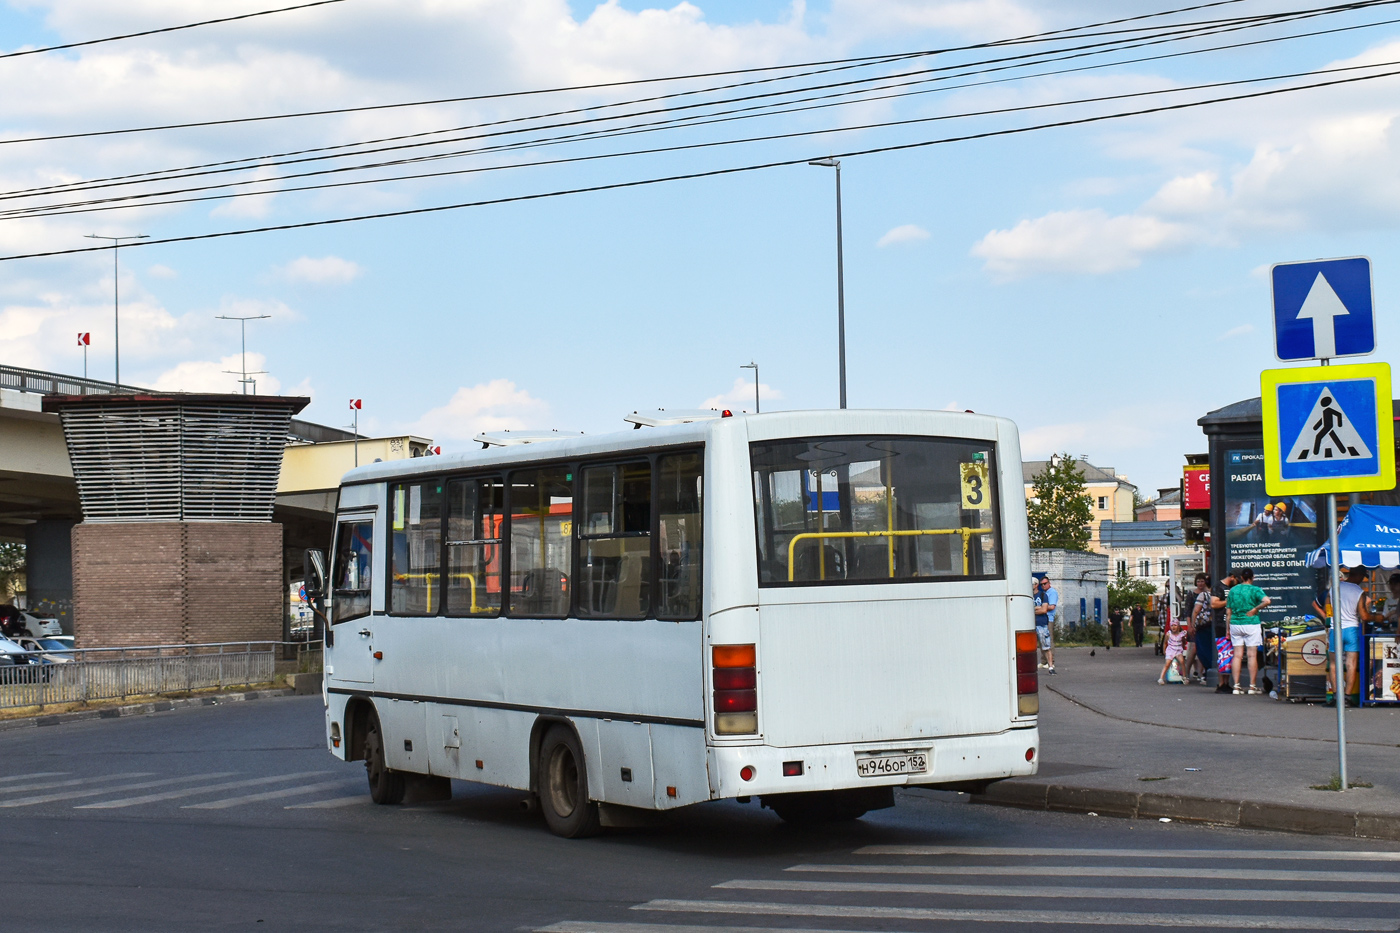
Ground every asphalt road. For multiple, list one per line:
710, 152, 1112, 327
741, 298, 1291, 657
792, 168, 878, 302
4, 696, 1400, 933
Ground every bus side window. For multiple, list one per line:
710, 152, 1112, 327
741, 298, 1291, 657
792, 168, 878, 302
657, 453, 702, 621
508, 468, 572, 618
446, 477, 503, 617
578, 461, 651, 620
331, 518, 374, 624
389, 481, 443, 615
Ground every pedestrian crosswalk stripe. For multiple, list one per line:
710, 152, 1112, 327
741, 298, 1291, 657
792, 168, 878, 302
76, 770, 333, 809
0, 772, 231, 808
284, 795, 365, 809
634, 899, 1399, 930
717, 879, 1400, 904
854, 846, 1400, 861
182, 780, 353, 809
0, 772, 150, 796
787, 863, 1390, 883
0, 772, 68, 785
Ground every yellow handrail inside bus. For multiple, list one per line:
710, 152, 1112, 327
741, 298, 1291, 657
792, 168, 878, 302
393, 572, 493, 614
786, 527, 994, 581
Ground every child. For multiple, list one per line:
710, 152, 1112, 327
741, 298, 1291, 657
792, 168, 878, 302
1159, 620, 1187, 685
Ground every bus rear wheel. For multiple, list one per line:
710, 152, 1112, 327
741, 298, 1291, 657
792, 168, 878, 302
537, 725, 601, 838
364, 713, 405, 805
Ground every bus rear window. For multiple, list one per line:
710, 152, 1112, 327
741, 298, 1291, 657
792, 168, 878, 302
751, 436, 1001, 586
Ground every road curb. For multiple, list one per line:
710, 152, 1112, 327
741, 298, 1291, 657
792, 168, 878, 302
0, 687, 297, 732
965, 779, 1400, 841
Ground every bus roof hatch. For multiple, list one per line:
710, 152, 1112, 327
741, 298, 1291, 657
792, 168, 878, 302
624, 409, 729, 429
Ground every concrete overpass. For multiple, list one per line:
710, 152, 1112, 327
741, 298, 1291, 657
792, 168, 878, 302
0, 364, 433, 633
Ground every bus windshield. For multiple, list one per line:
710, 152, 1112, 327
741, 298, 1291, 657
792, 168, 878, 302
751, 435, 1001, 585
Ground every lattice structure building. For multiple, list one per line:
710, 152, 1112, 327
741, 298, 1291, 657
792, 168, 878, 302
42, 393, 308, 648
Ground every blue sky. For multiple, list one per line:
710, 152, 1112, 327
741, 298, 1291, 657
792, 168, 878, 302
3, 1, 1400, 495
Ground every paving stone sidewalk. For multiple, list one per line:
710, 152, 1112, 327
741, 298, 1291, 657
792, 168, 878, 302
971, 645, 1400, 839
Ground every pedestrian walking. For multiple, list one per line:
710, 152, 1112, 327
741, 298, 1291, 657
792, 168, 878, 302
1035, 574, 1058, 674
1226, 567, 1271, 695
1109, 607, 1123, 647
1131, 605, 1145, 647
1159, 620, 1188, 684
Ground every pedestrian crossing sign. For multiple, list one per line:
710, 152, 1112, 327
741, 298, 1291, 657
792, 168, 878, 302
1261, 362, 1395, 495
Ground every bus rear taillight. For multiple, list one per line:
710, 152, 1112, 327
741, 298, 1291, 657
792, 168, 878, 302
713, 644, 758, 735
1015, 630, 1039, 716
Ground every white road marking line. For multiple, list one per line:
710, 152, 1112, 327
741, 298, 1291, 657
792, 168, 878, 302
787, 864, 1398, 883
284, 795, 365, 809
0, 772, 149, 795
856, 845, 1400, 861
633, 899, 1399, 930
182, 780, 352, 809
76, 770, 333, 809
717, 879, 1400, 904
0, 773, 231, 808
0, 771, 67, 785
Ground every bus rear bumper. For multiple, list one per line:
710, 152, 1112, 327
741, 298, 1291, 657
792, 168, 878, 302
708, 725, 1039, 800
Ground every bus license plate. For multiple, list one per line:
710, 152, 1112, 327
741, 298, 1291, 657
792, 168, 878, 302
856, 752, 928, 778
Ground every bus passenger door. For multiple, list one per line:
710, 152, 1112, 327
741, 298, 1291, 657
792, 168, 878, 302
328, 513, 376, 684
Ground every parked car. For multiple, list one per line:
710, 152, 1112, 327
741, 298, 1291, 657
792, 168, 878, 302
0, 635, 49, 684
14, 637, 74, 664
0, 605, 61, 639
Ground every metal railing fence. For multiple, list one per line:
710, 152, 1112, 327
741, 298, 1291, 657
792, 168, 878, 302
0, 641, 286, 711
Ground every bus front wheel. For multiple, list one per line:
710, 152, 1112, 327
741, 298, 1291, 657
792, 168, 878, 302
537, 725, 601, 838
364, 713, 405, 805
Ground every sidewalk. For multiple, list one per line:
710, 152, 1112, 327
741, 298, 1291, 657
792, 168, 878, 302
971, 645, 1400, 840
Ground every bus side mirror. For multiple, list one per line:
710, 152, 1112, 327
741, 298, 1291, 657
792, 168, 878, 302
304, 549, 328, 601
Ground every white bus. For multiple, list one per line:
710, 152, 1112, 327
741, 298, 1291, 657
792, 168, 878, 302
305, 409, 1040, 836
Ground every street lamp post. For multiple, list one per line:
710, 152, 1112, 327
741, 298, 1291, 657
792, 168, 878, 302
215, 314, 272, 394
809, 158, 846, 409
84, 233, 148, 388
740, 361, 760, 413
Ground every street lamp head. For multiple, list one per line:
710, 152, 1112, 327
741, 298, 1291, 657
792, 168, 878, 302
809, 158, 840, 168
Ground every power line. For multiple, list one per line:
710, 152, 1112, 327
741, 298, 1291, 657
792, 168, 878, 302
3, 62, 1395, 263
0, 0, 350, 61
0, 0, 1254, 141
6, 0, 1387, 206
10, 56, 1398, 221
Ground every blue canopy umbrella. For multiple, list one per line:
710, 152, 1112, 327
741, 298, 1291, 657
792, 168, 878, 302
1305, 503, 1400, 568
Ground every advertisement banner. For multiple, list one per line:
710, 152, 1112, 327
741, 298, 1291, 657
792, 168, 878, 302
1222, 447, 1320, 623
1183, 465, 1211, 510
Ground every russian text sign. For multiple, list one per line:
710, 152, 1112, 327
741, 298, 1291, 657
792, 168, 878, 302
1261, 362, 1395, 496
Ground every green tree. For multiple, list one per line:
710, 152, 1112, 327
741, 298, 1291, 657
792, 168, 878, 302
1109, 569, 1157, 614
0, 542, 24, 601
1027, 454, 1094, 551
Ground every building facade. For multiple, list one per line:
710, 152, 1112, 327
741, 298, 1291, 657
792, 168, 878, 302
1029, 548, 1110, 627
1098, 519, 1201, 609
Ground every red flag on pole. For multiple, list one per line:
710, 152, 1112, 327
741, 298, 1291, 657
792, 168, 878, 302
78, 332, 90, 346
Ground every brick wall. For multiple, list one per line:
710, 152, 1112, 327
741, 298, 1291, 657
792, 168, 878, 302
72, 522, 283, 648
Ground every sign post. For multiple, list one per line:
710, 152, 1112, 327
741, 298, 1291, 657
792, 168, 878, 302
1265, 255, 1390, 788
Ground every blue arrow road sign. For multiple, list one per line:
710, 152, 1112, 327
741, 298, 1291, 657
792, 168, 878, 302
1272, 256, 1374, 361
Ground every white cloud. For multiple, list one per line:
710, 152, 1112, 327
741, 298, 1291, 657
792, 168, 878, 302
409, 379, 549, 442
150, 353, 281, 394
877, 224, 930, 247
1218, 324, 1254, 341
828, 0, 1040, 42
146, 264, 177, 279
971, 209, 1192, 279
1020, 405, 1180, 462
278, 255, 362, 285
702, 376, 782, 412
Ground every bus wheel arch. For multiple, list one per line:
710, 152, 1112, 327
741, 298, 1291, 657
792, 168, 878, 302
343, 696, 376, 762
358, 701, 405, 805
533, 720, 601, 838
